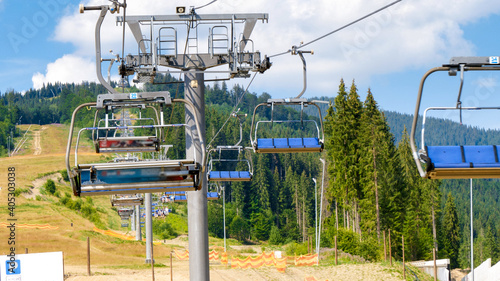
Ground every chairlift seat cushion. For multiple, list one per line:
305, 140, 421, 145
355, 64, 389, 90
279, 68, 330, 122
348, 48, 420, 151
209, 172, 222, 179
303, 138, 322, 148
207, 192, 219, 200
238, 171, 252, 179
289, 138, 304, 148
274, 138, 289, 148
463, 145, 497, 164
257, 139, 274, 149
426, 146, 468, 168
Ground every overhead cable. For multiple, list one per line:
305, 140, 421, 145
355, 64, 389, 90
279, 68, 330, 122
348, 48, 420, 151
195, 0, 218, 10
269, 0, 402, 58
207, 72, 258, 149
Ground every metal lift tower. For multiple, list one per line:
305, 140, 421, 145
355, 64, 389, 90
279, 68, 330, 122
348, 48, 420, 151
80, 3, 270, 280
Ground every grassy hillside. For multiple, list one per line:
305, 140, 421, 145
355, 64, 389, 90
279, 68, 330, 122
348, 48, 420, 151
0, 124, 169, 265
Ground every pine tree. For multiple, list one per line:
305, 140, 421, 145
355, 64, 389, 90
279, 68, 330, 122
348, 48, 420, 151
442, 193, 460, 268
325, 79, 364, 232
398, 127, 433, 260
358, 89, 399, 241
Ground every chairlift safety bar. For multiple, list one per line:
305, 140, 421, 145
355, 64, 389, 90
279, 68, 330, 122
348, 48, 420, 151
420, 106, 500, 150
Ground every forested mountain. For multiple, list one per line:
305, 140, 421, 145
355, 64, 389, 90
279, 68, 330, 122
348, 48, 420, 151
0, 75, 498, 269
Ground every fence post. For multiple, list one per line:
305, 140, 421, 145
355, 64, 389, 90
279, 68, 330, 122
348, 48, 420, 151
389, 229, 392, 266
402, 235, 405, 280
170, 251, 174, 281
433, 248, 437, 281
383, 230, 387, 261
151, 241, 155, 281
87, 237, 91, 276
335, 235, 338, 266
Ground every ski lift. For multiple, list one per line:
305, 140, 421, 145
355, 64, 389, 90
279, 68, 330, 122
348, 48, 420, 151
111, 194, 144, 206
207, 183, 221, 200
410, 56, 500, 179
207, 110, 253, 181
94, 112, 160, 154
249, 49, 324, 153
250, 98, 324, 153
118, 208, 134, 219
66, 91, 206, 196
92, 105, 161, 154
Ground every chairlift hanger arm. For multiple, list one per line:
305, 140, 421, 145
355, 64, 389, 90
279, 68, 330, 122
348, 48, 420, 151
249, 102, 268, 146
80, 4, 119, 94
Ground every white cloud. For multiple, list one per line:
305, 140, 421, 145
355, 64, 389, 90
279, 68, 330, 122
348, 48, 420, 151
32, 54, 96, 89
34, 0, 500, 97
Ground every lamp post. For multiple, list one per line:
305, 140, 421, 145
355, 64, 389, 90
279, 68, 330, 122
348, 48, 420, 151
470, 178, 474, 281
223, 184, 226, 253
318, 158, 326, 264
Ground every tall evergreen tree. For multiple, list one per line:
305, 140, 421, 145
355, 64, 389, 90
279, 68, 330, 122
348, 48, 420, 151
357, 89, 400, 241
442, 193, 460, 268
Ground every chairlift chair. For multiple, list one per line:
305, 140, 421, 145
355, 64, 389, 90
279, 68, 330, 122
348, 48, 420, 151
118, 208, 134, 219
207, 109, 253, 181
207, 183, 221, 200
207, 147, 253, 181
66, 91, 206, 196
250, 98, 324, 153
410, 56, 500, 179
111, 194, 144, 206
93, 108, 161, 154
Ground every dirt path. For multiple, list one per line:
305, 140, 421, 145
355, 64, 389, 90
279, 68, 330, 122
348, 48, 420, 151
33, 126, 47, 155
33, 130, 41, 155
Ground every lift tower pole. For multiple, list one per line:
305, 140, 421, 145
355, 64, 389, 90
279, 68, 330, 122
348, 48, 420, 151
184, 70, 209, 280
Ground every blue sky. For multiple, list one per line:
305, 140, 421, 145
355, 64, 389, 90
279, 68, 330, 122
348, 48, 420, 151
1, 0, 500, 129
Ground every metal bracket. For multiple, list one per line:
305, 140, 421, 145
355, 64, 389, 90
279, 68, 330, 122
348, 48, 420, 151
96, 91, 172, 108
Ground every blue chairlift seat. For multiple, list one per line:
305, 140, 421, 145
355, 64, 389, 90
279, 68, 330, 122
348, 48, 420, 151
208, 171, 252, 182
174, 195, 187, 202
255, 137, 323, 153
207, 192, 220, 200
425, 145, 500, 179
